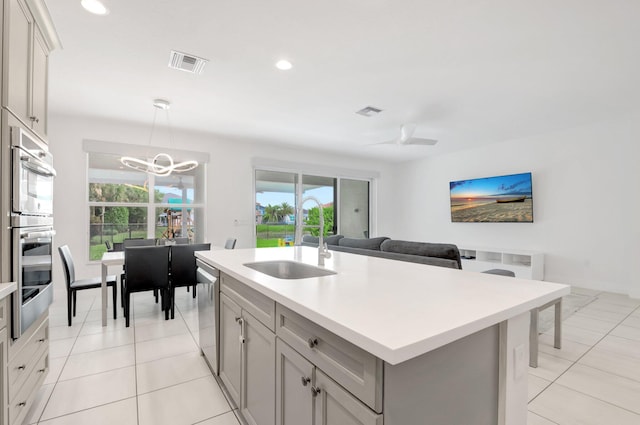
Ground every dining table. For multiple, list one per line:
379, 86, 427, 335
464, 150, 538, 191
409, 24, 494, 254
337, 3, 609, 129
100, 251, 124, 326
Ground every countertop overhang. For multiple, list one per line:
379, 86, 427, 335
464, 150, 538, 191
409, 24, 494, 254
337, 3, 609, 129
0, 282, 17, 300
196, 247, 570, 365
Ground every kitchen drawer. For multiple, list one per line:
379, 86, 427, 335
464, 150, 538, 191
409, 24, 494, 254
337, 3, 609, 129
221, 273, 275, 331
8, 338, 48, 400
8, 317, 49, 395
276, 304, 383, 413
9, 348, 49, 425
0, 297, 7, 330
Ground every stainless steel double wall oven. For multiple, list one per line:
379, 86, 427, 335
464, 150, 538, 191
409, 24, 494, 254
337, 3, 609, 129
10, 126, 56, 339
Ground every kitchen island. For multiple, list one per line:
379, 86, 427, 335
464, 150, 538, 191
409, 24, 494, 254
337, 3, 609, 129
196, 246, 569, 425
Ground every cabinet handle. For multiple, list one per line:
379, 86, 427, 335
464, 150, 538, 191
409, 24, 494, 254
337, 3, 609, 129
38, 338, 46, 343
307, 338, 318, 349
29, 116, 40, 123
38, 368, 46, 373
301, 376, 311, 387
311, 386, 321, 397
17, 364, 26, 370
17, 402, 26, 407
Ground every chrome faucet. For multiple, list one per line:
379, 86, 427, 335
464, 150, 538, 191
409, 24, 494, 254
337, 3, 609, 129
295, 196, 332, 266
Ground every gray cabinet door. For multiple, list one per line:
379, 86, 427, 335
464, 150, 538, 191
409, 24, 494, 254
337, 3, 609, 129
314, 370, 382, 425
241, 312, 276, 425
275, 339, 313, 425
4, 0, 32, 125
30, 26, 49, 139
219, 293, 242, 407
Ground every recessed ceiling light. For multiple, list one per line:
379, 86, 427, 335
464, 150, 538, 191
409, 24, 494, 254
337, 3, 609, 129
81, 0, 109, 15
275, 59, 293, 71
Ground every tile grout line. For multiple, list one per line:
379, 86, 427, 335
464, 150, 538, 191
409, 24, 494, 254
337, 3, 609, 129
528, 297, 640, 406
36, 295, 97, 424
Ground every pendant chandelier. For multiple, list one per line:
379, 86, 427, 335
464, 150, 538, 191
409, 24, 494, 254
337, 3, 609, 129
120, 99, 198, 177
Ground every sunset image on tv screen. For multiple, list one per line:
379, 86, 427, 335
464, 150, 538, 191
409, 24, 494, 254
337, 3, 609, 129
450, 172, 533, 222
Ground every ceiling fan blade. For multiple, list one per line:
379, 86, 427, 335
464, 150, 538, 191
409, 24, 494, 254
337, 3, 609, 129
403, 137, 438, 146
399, 123, 417, 142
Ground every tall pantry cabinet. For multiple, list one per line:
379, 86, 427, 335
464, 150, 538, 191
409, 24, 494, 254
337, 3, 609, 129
0, 1, 60, 424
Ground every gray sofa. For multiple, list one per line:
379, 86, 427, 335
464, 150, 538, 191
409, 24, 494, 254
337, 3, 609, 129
302, 235, 462, 269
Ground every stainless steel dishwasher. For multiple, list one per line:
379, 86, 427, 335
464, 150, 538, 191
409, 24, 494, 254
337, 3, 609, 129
196, 259, 220, 374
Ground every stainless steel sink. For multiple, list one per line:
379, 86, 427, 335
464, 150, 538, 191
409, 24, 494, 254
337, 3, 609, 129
243, 260, 336, 279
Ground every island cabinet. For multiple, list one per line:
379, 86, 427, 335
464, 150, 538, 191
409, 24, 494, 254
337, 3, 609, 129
2, 0, 55, 142
275, 304, 383, 414
198, 248, 569, 425
219, 273, 502, 425
276, 340, 382, 425
219, 274, 276, 425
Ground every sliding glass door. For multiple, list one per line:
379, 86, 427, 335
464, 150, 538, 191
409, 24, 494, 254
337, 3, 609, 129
339, 179, 369, 238
255, 169, 371, 247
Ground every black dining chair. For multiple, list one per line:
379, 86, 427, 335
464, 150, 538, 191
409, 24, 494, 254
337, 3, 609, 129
58, 245, 117, 326
122, 246, 171, 327
120, 238, 157, 306
168, 243, 211, 318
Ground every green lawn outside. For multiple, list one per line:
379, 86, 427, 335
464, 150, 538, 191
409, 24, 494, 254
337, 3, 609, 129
256, 239, 282, 248
256, 223, 296, 248
89, 228, 159, 261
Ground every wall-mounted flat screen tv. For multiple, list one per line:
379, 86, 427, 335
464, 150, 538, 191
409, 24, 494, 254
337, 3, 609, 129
450, 172, 533, 223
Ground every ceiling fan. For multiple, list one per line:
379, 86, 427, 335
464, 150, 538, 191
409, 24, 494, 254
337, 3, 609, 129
372, 123, 438, 146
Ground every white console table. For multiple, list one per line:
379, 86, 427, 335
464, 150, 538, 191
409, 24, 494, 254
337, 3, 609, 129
458, 246, 544, 280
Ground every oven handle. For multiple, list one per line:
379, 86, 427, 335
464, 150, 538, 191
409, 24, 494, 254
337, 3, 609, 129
15, 146, 57, 177
21, 229, 56, 239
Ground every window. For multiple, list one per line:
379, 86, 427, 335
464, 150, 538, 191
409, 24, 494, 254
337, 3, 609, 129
254, 168, 371, 247
87, 152, 205, 260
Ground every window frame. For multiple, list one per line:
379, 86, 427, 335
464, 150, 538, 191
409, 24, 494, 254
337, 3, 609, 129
85, 148, 207, 263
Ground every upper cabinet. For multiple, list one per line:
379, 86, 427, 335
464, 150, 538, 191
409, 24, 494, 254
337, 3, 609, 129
2, 0, 61, 143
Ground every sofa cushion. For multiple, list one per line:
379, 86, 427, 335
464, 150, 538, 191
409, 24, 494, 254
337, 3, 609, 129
301, 235, 343, 246
338, 237, 389, 251
330, 245, 460, 269
380, 239, 462, 269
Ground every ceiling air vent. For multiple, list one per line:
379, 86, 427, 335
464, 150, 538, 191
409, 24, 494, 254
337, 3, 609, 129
168, 50, 208, 74
356, 106, 383, 117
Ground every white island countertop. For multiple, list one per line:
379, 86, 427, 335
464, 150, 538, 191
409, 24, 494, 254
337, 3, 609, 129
196, 247, 569, 365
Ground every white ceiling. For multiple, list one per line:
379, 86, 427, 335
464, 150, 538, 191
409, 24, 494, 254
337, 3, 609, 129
46, 0, 640, 162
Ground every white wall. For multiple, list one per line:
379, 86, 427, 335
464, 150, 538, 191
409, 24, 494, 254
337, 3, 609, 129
382, 111, 640, 297
48, 113, 395, 293
49, 110, 640, 300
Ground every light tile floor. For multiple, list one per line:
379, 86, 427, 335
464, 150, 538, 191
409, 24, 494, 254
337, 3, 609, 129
528, 287, 640, 425
21, 286, 640, 424
23, 288, 241, 425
